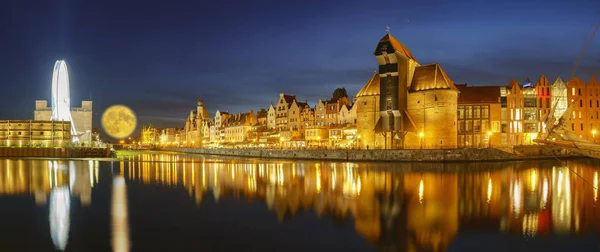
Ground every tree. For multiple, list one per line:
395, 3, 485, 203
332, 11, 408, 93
332, 87, 348, 100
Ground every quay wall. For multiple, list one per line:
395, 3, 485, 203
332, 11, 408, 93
0, 147, 110, 158
164, 145, 579, 162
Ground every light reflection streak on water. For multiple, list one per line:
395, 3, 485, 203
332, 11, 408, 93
487, 177, 492, 204
49, 186, 70, 251
419, 179, 424, 203
112, 172, 130, 252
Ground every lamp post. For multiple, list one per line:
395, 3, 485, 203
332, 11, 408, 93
280, 137, 284, 149
593, 130, 597, 143
487, 131, 492, 148
419, 132, 424, 149
357, 135, 361, 150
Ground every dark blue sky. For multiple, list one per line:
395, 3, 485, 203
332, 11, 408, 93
2, 0, 600, 136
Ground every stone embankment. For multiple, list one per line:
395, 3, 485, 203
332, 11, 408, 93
164, 145, 581, 162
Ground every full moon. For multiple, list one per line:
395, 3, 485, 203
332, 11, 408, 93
102, 105, 137, 139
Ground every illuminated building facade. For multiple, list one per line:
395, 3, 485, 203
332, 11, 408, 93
535, 75, 552, 134
551, 77, 568, 119
35, 101, 92, 145
275, 93, 295, 130
355, 33, 459, 149
456, 84, 501, 148
141, 125, 159, 145
0, 120, 71, 147
355, 73, 384, 149
502, 79, 524, 146
183, 98, 210, 147
567, 76, 600, 141
224, 110, 257, 143
523, 78, 539, 145
267, 104, 276, 129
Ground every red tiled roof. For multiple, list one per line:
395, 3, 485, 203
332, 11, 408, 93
456, 84, 501, 104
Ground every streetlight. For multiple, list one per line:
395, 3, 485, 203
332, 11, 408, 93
279, 137, 284, 149
593, 129, 597, 143
487, 131, 492, 148
419, 132, 424, 149
317, 136, 321, 148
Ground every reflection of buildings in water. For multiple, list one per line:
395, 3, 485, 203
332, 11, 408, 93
49, 186, 70, 251
112, 161, 130, 252
123, 155, 600, 251
0, 159, 99, 206
0, 159, 99, 251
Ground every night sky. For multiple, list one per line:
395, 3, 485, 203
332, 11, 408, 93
2, 0, 600, 137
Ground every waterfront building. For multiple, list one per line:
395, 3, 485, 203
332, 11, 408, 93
159, 128, 178, 145
34, 100, 92, 145
456, 84, 501, 148
267, 104, 276, 129
503, 79, 524, 146
586, 76, 600, 142
551, 77, 568, 119
305, 126, 329, 148
314, 99, 327, 127
356, 33, 459, 150
567, 77, 588, 138
566, 76, 600, 141
522, 78, 539, 145
141, 125, 159, 145
535, 75, 552, 135
325, 97, 351, 127
183, 98, 210, 147
300, 105, 315, 130
224, 110, 257, 143
355, 73, 384, 149
288, 99, 309, 131
338, 104, 356, 126
0, 120, 71, 147
256, 108, 268, 126
275, 93, 295, 130
214, 110, 232, 143
209, 124, 217, 144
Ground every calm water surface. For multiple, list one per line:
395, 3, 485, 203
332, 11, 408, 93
0, 151, 600, 251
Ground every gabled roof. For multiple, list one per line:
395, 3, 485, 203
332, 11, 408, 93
589, 75, 599, 86
536, 74, 549, 86
409, 64, 458, 92
456, 84, 500, 104
283, 95, 295, 104
297, 101, 309, 108
378, 34, 417, 62
507, 79, 520, 89
356, 73, 380, 97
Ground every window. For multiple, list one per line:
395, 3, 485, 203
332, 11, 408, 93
435, 95, 438, 101
580, 100, 583, 107
572, 88, 576, 96
40, 132, 44, 135
18, 132, 21, 135
581, 123, 584, 131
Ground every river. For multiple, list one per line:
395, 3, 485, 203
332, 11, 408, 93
0, 151, 598, 251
